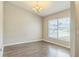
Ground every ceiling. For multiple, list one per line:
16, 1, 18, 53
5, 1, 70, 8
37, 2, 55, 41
9, 1, 70, 17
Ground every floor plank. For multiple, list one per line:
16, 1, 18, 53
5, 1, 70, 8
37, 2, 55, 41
3, 41, 70, 57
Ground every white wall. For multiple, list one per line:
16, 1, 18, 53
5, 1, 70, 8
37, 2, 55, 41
3, 2, 42, 46
0, 1, 3, 56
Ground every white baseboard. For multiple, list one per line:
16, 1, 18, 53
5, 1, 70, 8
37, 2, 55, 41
3, 39, 70, 48
3, 39, 42, 47
43, 39, 70, 48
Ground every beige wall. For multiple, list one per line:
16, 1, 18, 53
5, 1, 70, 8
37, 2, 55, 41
71, 2, 79, 57
0, 1, 3, 56
3, 2, 42, 46
43, 10, 70, 48
75, 2, 79, 57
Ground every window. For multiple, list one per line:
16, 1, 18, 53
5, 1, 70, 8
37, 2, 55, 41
48, 19, 58, 39
58, 17, 70, 42
48, 17, 70, 42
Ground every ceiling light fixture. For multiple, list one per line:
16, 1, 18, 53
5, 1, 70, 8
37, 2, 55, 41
33, 1, 43, 12
32, 1, 50, 13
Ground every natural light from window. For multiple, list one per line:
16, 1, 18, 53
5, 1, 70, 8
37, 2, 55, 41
48, 17, 70, 42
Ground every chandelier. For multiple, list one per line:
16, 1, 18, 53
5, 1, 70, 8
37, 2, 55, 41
33, 1, 43, 12
33, 1, 50, 12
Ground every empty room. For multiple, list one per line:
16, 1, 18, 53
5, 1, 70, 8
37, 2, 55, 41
0, 1, 79, 57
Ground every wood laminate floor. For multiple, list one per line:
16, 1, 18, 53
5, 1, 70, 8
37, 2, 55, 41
3, 41, 70, 57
